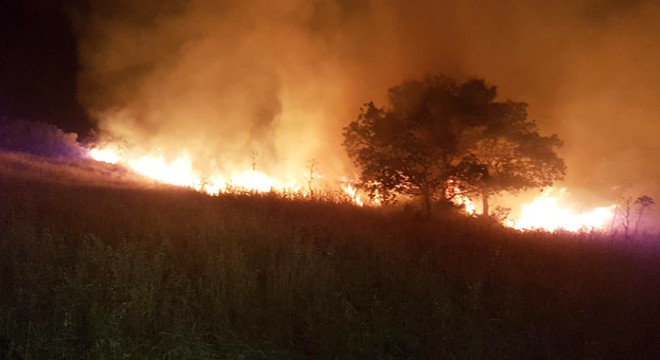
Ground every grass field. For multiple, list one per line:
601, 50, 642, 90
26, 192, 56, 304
0, 152, 658, 359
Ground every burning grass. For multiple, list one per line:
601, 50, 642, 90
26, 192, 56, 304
0, 155, 659, 359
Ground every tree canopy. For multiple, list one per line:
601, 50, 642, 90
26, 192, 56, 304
343, 75, 566, 217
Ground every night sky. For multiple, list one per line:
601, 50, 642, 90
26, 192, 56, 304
0, 0, 89, 134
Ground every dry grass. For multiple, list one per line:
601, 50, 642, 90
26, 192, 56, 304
0, 153, 658, 359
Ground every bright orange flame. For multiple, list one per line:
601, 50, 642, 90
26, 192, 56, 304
90, 145, 375, 206
510, 188, 615, 232
89, 147, 121, 164
452, 189, 475, 215
447, 181, 476, 215
91, 147, 611, 229
341, 183, 364, 206
129, 154, 198, 187
89, 146, 296, 195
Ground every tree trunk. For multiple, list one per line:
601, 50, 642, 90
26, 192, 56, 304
481, 190, 490, 217
421, 186, 432, 220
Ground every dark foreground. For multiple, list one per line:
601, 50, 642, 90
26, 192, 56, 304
0, 154, 659, 359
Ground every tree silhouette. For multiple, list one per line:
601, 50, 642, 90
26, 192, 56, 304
343, 74, 565, 218
634, 195, 655, 236
305, 158, 319, 198
455, 101, 566, 215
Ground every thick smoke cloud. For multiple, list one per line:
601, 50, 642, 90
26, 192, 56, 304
75, 0, 660, 212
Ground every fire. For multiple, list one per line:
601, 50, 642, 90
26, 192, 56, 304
445, 183, 614, 232
89, 145, 294, 195
130, 154, 198, 188
447, 183, 476, 215
90, 144, 370, 204
341, 183, 364, 206
510, 188, 615, 232
227, 170, 276, 193
89, 146, 613, 232
89, 147, 121, 164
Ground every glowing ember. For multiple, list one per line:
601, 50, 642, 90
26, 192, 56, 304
511, 188, 615, 232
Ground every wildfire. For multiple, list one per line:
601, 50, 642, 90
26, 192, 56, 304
447, 182, 476, 215
445, 182, 614, 232
509, 188, 615, 232
89, 146, 615, 232
90, 145, 365, 203
130, 154, 199, 188
90, 145, 292, 195
340, 183, 364, 206
89, 147, 121, 164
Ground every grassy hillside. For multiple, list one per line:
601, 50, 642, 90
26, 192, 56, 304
0, 152, 658, 359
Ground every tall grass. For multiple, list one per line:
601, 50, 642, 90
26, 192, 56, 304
0, 176, 658, 359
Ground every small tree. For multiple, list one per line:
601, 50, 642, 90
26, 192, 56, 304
634, 195, 655, 236
615, 195, 654, 239
618, 196, 634, 239
305, 158, 319, 198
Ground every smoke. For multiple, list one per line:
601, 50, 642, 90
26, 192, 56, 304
74, 0, 385, 180
0, 119, 87, 159
74, 0, 660, 210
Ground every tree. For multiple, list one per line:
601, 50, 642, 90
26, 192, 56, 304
634, 195, 655, 236
343, 74, 565, 218
343, 76, 491, 218
305, 158, 319, 198
455, 101, 566, 216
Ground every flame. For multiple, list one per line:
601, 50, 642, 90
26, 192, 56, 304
90, 147, 613, 231
447, 181, 476, 215
129, 154, 198, 187
90, 144, 373, 205
510, 188, 615, 232
453, 190, 476, 215
89, 147, 121, 164
371, 189, 383, 206
341, 183, 364, 207
89, 145, 295, 195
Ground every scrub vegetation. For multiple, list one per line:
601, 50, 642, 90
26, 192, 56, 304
0, 153, 658, 359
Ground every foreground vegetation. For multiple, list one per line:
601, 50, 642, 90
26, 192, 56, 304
0, 158, 658, 359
